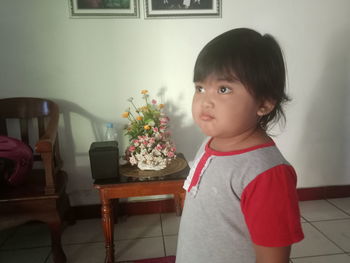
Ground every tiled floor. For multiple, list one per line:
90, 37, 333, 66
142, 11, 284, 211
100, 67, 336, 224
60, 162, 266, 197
1, 198, 350, 263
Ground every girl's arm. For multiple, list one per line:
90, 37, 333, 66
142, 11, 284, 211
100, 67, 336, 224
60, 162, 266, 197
253, 244, 291, 263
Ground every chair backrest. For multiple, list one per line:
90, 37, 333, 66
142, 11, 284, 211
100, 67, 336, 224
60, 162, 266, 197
0, 97, 61, 193
0, 97, 58, 142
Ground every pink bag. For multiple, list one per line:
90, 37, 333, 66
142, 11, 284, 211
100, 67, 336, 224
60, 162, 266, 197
0, 135, 33, 186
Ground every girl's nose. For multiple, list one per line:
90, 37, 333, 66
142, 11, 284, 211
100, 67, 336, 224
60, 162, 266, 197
201, 95, 214, 108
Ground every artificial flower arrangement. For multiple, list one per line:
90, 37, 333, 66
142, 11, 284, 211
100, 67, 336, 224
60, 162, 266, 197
122, 90, 176, 170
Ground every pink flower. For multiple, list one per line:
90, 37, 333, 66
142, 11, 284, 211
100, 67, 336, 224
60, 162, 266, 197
153, 127, 159, 133
129, 146, 136, 152
167, 151, 175, 158
156, 144, 162, 150
152, 99, 157, 104
160, 117, 168, 124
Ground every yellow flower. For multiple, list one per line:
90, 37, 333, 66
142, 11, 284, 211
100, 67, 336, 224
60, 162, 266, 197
122, 112, 129, 118
144, 125, 151, 130
141, 90, 149, 94
136, 116, 143, 121
159, 104, 165, 109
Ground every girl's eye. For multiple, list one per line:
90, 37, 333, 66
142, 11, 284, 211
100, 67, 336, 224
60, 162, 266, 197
195, 86, 205, 93
218, 86, 232, 94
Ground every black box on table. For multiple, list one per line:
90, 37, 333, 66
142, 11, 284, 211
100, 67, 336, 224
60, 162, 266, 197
89, 141, 119, 180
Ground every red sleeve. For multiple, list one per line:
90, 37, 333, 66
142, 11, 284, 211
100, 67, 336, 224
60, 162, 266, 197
240, 164, 304, 247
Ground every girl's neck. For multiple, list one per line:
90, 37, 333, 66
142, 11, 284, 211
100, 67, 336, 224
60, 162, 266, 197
209, 127, 272, 152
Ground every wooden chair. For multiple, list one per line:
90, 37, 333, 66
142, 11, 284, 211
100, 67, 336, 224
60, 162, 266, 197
0, 97, 73, 263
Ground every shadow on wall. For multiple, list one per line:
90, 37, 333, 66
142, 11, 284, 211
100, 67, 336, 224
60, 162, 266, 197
55, 99, 102, 158
52, 99, 112, 202
297, 29, 350, 186
156, 87, 206, 162
55, 92, 204, 170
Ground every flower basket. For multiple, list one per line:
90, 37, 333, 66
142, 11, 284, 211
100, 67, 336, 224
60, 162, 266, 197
122, 90, 176, 170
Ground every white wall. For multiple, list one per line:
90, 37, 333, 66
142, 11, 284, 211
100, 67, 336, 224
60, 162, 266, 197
1, 0, 350, 205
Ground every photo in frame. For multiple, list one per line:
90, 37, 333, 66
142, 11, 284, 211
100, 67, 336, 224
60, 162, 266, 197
69, 0, 139, 18
144, 0, 221, 18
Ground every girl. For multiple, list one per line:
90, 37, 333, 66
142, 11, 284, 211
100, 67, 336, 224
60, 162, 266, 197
176, 28, 304, 263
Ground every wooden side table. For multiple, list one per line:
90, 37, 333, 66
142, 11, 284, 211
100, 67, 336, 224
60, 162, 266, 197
94, 155, 189, 263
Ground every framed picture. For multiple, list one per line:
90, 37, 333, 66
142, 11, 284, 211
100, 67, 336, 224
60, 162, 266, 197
69, 0, 139, 18
144, 0, 221, 18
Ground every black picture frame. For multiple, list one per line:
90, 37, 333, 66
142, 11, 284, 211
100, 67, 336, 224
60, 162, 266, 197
69, 0, 139, 18
144, 0, 221, 18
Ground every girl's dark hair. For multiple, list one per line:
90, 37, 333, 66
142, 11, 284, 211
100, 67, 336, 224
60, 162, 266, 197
194, 28, 290, 130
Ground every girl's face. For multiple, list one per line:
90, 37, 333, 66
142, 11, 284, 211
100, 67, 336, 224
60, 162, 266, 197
192, 75, 262, 139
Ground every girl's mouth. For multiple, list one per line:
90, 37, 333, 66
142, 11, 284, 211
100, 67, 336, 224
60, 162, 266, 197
199, 114, 214, 121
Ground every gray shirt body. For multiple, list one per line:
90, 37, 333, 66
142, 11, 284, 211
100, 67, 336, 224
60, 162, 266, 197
176, 140, 291, 263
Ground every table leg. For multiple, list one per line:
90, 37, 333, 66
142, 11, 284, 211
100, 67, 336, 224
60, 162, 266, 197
174, 193, 185, 216
112, 199, 119, 224
101, 198, 115, 263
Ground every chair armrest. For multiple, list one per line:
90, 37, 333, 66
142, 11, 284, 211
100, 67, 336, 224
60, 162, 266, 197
34, 103, 59, 153
36, 138, 55, 153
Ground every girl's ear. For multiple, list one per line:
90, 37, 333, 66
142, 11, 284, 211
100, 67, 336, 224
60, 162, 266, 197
257, 99, 276, 116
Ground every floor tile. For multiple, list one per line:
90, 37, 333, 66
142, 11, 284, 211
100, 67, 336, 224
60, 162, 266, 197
299, 200, 349, 221
313, 219, 350, 252
46, 255, 53, 263
291, 253, 350, 263
115, 214, 162, 240
161, 213, 181, 236
47, 242, 106, 263
327, 198, 350, 214
116, 237, 165, 261
62, 219, 104, 244
0, 227, 17, 248
291, 223, 343, 258
164, 235, 177, 256
1, 222, 50, 249
0, 247, 50, 263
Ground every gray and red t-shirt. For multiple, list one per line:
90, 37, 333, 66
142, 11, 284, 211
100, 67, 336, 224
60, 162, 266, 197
176, 138, 304, 263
